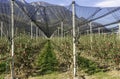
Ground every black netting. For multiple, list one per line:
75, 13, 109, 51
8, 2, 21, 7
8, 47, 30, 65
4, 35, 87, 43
0, 0, 120, 38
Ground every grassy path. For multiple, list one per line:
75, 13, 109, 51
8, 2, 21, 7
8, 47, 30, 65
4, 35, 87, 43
29, 70, 120, 79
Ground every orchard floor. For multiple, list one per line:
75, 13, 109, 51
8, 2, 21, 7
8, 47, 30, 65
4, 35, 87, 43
29, 70, 120, 79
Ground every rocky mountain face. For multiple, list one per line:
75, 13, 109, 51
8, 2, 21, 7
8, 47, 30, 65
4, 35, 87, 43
31, 1, 54, 7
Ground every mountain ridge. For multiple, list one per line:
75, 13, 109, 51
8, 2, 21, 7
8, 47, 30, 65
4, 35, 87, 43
30, 1, 56, 6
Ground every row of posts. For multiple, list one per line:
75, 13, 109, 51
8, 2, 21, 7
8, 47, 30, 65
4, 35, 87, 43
3, 18, 106, 41
0, 21, 43, 39
30, 21, 42, 39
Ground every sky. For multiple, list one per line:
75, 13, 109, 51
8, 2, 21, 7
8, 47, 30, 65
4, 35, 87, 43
26, 0, 120, 7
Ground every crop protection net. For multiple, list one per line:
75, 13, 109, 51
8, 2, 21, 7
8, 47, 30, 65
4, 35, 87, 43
0, 0, 120, 38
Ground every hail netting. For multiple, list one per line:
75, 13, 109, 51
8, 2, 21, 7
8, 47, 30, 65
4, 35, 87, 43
0, 0, 11, 37
0, 0, 35, 38
14, 0, 72, 38
0, 0, 120, 38
65, 3, 120, 35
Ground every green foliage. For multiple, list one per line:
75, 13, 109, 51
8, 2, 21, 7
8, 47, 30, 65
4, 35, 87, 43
36, 40, 58, 74
0, 62, 6, 74
0, 38, 10, 75
0, 75, 4, 79
51, 37, 73, 71
77, 56, 101, 75
14, 35, 47, 78
78, 34, 120, 66
0, 34, 120, 78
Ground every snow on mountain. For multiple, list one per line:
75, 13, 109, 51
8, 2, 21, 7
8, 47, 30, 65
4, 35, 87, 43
17, 0, 27, 4
31, 1, 55, 7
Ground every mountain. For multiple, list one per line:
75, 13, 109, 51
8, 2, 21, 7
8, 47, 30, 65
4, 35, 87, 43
107, 26, 119, 33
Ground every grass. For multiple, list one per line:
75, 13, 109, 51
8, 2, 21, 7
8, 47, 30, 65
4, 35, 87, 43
29, 70, 120, 79
77, 56, 102, 75
90, 71, 120, 79
0, 74, 5, 79
29, 72, 68, 79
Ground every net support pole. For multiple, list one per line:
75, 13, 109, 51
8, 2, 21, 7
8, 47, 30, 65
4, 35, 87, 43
61, 21, 63, 38
72, 1, 77, 79
7, 30, 8, 38
118, 23, 120, 39
31, 21, 33, 39
58, 27, 60, 43
1, 21, 3, 39
61, 21, 63, 42
36, 26, 38, 39
11, 0, 15, 79
89, 22, 93, 49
